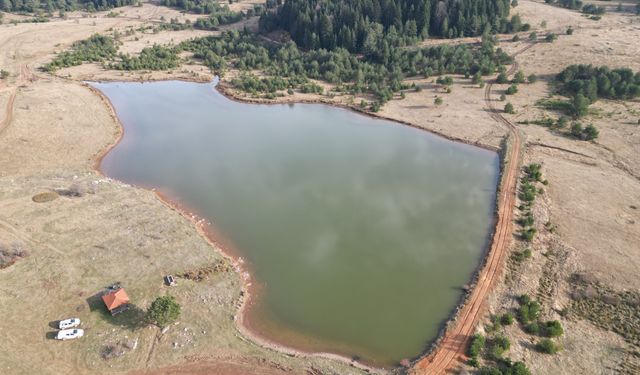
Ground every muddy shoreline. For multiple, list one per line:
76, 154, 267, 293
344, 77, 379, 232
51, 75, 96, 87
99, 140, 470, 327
87, 76, 506, 372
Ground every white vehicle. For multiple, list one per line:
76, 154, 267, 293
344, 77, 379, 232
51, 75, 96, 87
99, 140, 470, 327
58, 318, 81, 330
56, 328, 84, 340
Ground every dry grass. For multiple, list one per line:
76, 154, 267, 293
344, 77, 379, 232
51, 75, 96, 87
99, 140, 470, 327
0, 1, 639, 374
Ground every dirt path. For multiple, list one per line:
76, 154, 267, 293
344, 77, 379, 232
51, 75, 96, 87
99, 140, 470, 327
0, 64, 36, 136
411, 43, 535, 374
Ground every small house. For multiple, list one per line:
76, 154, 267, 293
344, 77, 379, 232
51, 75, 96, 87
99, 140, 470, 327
101, 288, 130, 316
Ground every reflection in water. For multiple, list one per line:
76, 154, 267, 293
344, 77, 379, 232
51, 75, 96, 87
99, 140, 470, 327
95, 80, 499, 367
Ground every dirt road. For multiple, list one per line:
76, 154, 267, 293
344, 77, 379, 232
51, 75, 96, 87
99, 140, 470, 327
411, 43, 535, 374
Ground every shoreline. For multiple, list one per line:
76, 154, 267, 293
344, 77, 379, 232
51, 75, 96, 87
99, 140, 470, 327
86, 75, 507, 373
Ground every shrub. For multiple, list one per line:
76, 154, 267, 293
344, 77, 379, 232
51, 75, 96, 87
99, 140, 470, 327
529, 32, 537, 41
434, 96, 443, 105
542, 320, 564, 337
525, 321, 540, 335
489, 335, 511, 359
536, 338, 560, 354
436, 76, 454, 86
513, 70, 525, 84
518, 297, 540, 323
467, 357, 480, 367
146, 295, 181, 328
556, 116, 568, 128
512, 248, 531, 262
570, 122, 583, 138
545, 33, 557, 43
521, 227, 536, 242
584, 123, 599, 140
505, 102, 515, 114
507, 361, 532, 375
566, 27, 574, 35
501, 312, 515, 325
497, 72, 509, 84
468, 333, 486, 357
506, 84, 518, 95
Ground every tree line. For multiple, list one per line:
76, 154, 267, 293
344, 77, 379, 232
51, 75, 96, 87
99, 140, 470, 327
0, 0, 136, 13
544, 0, 606, 15
258, 0, 525, 57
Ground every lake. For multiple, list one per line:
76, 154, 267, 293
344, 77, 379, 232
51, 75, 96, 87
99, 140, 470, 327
95, 80, 499, 367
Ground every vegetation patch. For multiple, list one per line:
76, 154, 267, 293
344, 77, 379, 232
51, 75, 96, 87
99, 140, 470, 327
181, 29, 512, 108
569, 273, 640, 346
0, 242, 29, 269
554, 64, 640, 119
43, 35, 117, 72
517, 163, 545, 242
111, 45, 180, 71
176, 260, 231, 282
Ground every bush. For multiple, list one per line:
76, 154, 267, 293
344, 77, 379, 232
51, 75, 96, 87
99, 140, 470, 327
542, 320, 564, 337
146, 295, 181, 328
489, 335, 511, 359
525, 321, 540, 335
566, 27, 574, 35
529, 32, 537, 41
584, 123, 599, 140
436, 76, 454, 86
467, 357, 480, 367
513, 70, 525, 84
468, 333, 486, 357
536, 338, 560, 354
518, 297, 540, 323
434, 96, 443, 105
545, 33, 557, 43
521, 227, 536, 242
501, 312, 515, 325
512, 248, 532, 262
497, 72, 509, 84
506, 84, 518, 95
504, 102, 515, 114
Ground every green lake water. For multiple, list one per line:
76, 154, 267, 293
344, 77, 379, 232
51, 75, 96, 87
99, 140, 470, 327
95, 80, 499, 367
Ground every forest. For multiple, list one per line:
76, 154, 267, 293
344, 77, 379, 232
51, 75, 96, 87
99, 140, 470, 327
258, 0, 525, 55
0, 0, 136, 13
181, 29, 511, 107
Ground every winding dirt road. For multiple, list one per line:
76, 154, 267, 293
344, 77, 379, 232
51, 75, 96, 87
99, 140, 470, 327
411, 42, 535, 374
